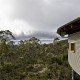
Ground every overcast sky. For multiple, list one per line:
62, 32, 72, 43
0, 0, 80, 40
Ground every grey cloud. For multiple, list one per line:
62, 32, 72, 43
1, 0, 79, 43
8, 0, 80, 42
14, 31, 59, 40
14, 0, 80, 31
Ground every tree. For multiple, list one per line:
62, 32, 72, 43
53, 38, 59, 44
28, 37, 41, 44
0, 30, 15, 41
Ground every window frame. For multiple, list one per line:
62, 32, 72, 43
70, 42, 75, 53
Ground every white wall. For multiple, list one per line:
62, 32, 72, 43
68, 31, 80, 75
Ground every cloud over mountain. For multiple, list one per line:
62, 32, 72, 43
15, 30, 59, 40
0, 0, 80, 40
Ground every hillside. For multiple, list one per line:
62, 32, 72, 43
0, 38, 80, 80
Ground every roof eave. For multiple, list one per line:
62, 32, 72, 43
57, 17, 80, 36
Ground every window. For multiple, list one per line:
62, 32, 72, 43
71, 43, 75, 53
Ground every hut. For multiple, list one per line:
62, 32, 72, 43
57, 17, 80, 75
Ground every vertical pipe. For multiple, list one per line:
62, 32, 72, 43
72, 69, 74, 80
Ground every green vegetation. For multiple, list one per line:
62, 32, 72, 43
0, 30, 80, 80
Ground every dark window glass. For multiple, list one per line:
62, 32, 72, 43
71, 43, 75, 52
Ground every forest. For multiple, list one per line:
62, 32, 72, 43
0, 30, 80, 80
